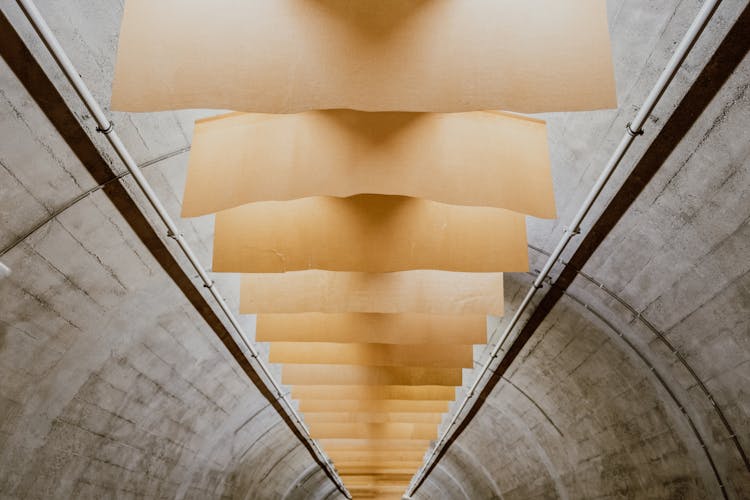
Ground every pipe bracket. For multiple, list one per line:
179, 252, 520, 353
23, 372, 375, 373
626, 122, 644, 137
95, 121, 114, 135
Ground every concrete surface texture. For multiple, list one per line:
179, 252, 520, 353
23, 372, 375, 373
0, 0, 748, 499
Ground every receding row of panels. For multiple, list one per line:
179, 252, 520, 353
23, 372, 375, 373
254, 286, 490, 486
256, 300, 486, 485
276, 325, 472, 462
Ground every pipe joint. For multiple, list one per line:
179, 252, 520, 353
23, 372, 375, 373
626, 122, 644, 137
95, 121, 114, 135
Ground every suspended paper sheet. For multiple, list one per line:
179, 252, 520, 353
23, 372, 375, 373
336, 464, 422, 472
112, 0, 616, 113
270, 342, 472, 368
346, 480, 411, 486
241, 271, 504, 314
346, 486, 411, 494
336, 464, 423, 473
328, 451, 425, 463
257, 313, 487, 345
337, 462, 419, 476
340, 479, 415, 489
182, 111, 555, 218
302, 413, 442, 424
291, 385, 456, 401
344, 477, 411, 484
343, 475, 412, 482
346, 485, 412, 495
213, 196, 528, 273
345, 485, 412, 496
342, 478, 416, 489
309, 422, 437, 440
299, 400, 449, 413
341, 473, 414, 480
319, 439, 430, 451
282, 365, 461, 386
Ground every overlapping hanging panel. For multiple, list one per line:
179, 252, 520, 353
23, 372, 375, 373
211, 195, 529, 273
239, 271, 505, 315
111, 1, 617, 496
111, 0, 615, 114
182, 111, 555, 217
256, 313, 487, 344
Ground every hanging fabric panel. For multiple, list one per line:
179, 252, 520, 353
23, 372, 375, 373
212, 195, 528, 273
282, 365, 462, 386
291, 385, 456, 402
256, 313, 486, 345
240, 271, 504, 314
182, 111, 554, 217
112, 0, 616, 113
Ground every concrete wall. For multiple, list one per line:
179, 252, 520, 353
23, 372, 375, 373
0, 0, 748, 498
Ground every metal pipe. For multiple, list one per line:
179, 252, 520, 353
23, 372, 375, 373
12, 0, 349, 496
408, 0, 722, 494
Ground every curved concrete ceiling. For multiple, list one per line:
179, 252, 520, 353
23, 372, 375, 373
0, 0, 748, 499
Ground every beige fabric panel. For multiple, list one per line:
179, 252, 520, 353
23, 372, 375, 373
337, 460, 422, 471
182, 111, 555, 218
336, 465, 421, 475
241, 271, 504, 314
309, 422, 437, 440
328, 451, 425, 463
291, 385, 455, 401
319, 439, 430, 451
213, 195, 528, 273
302, 412, 442, 424
343, 475, 416, 486
344, 479, 413, 491
269, 342, 473, 368
112, 0, 615, 113
282, 364, 461, 386
346, 485, 412, 497
299, 399, 449, 413
257, 313, 487, 345
341, 473, 413, 482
